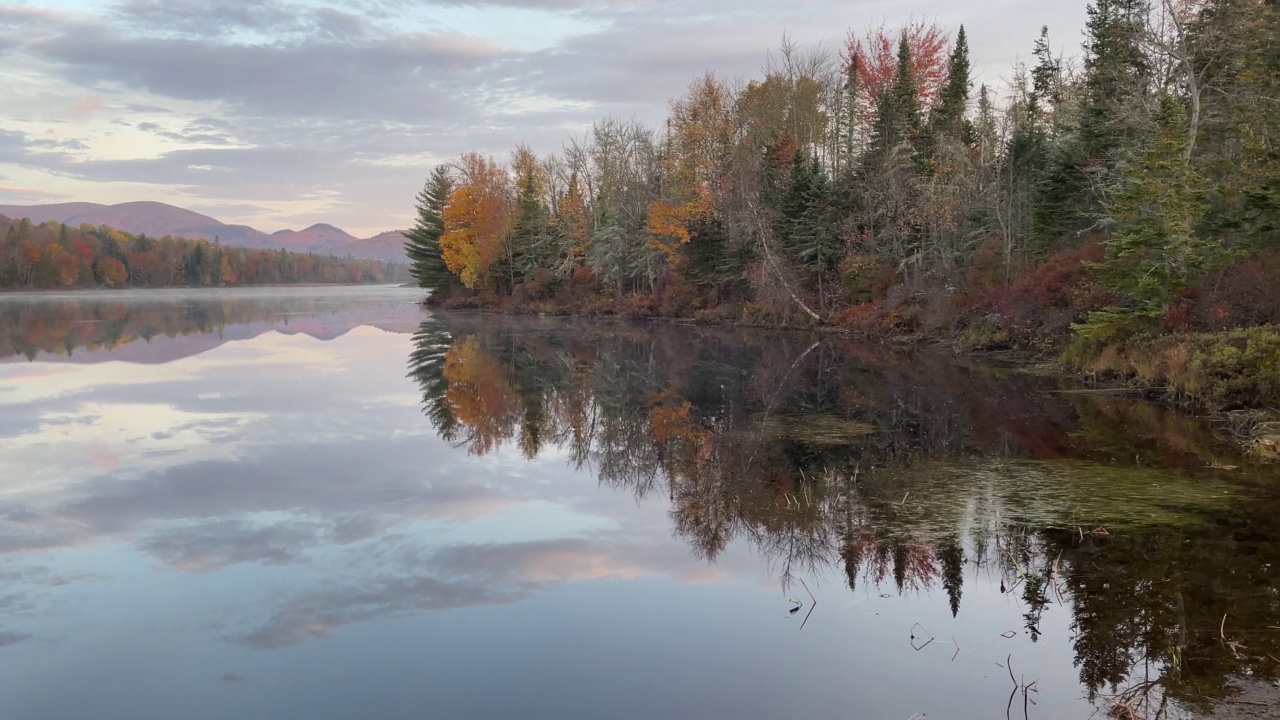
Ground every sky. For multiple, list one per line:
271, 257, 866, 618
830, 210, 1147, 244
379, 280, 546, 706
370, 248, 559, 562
0, 0, 1087, 237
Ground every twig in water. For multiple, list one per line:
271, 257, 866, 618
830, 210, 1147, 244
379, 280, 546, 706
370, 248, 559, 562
910, 623, 936, 651
900, 491, 911, 505
797, 578, 818, 631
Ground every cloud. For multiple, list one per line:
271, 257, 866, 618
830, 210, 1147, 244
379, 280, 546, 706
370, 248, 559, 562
0, 631, 31, 648
0, 0, 1089, 236
0, 185, 72, 203
138, 518, 326, 571
227, 535, 716, 649
71, 93, 103, 115
234, 573, 521, 648
31, 27, 506, 123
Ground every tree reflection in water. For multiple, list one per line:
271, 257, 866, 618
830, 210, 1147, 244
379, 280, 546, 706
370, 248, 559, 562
408, 315, 1280, 716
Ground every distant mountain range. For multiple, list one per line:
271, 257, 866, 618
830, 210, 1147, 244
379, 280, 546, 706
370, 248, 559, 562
0, 201, 409, 262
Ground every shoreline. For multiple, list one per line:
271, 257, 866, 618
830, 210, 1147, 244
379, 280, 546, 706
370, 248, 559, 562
424, 300, 1280, 462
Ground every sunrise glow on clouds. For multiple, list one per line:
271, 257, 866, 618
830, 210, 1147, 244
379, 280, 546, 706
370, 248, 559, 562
0, 0, 1085, 236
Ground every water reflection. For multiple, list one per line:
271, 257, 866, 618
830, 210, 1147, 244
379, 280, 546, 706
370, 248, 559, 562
0, 286, 426, 363
409, 314, 1280, 716
1, 293, 1277, 719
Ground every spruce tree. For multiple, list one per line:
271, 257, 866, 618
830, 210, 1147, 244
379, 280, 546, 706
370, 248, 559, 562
509, 164, 556, 280
1078, 94, 1224, 345
931, 26, 971, 144
404, 165, 454, 295
1080, 0, 1149, 164
839, 53, 864, 170
871, 33, 922, 156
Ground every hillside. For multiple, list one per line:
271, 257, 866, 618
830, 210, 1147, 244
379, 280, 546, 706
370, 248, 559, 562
0, 201, 407, 262
0, 202, 107, 224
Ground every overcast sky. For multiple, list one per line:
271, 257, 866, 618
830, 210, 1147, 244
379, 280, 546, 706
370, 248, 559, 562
0, 0, 1087, 236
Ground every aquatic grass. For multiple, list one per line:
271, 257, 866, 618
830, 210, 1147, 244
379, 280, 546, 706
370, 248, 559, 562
855, 457, 1239, 535
751, 413, 876, 446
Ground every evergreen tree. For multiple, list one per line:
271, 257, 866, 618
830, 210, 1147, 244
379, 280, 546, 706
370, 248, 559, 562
1080, 0, 1150, 164
937, 535, 966, 618
1025, 27, 1072, 249
509, 162, 557, 280
1077, 94, 1225, 343
404, 166, 455, 295
838, 52, 865, 170
1029, 26, 1060, 115
406, 323, 460, 442
871, 33, 923, 156
930, 26, 972, 144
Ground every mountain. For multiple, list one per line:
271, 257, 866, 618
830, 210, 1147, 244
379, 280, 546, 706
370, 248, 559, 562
0, 202, 108, 224
271, 223, 359, 253
0, 201, 408, 262
345, 231, 411, 262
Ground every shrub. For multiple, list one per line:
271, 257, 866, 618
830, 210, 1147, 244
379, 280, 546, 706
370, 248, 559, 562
1070, 326, 1280, 411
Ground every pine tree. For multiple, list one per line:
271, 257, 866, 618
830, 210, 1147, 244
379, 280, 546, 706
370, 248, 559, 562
930, 26, 971, 144
1078, 94, 1225, 343
1080, 0, 1150, 164
871, 33, 922, 156
405, 166, 455, 295
510, 162, 556, 280
838, 52, 865, 170
1029, 26, 1059, 115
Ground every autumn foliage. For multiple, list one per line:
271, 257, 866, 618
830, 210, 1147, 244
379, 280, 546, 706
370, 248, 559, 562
440, 153, 513, 289
2, 215, 401, 290
845, 20, 951, 108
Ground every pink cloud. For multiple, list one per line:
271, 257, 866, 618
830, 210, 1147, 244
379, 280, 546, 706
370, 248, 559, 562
0, 185, 72, 202
72, 93, 104, 115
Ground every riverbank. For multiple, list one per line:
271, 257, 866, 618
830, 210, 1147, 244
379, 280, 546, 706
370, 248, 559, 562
425, 292, 1280, 462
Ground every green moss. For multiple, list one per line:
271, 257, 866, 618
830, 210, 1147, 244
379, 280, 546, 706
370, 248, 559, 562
876, 458, 1239, 534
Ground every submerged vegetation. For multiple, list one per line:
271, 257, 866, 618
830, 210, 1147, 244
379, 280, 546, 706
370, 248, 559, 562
405, 0, 1280, 412
407, 317, 1280, 716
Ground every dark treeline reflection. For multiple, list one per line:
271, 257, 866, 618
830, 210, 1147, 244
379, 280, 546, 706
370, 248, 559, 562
408, 315, 1279, 714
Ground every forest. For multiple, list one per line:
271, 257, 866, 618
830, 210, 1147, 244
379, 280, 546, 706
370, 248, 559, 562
404, 0, 1280, 410
407, 317, 1280, 713
1, 215, 405, 290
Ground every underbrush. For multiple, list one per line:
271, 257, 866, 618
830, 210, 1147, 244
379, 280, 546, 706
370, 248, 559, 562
1065, 326, 1280, 412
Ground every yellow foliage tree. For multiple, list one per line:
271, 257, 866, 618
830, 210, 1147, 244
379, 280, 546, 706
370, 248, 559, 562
219, 254, 238, 285
96, 257, 128, 286
442, 336, 518, 455
439, 153, 512, 289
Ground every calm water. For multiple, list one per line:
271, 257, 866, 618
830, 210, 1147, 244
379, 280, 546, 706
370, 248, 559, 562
0, 286, 1277, 720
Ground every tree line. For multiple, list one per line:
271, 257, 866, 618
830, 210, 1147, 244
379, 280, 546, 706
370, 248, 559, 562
405, 0, 1279, 368
2, 215, 405, 290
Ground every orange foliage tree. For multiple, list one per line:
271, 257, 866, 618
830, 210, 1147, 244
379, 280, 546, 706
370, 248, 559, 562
646, 188, 711, 263
440, 153, 513, 289
441, 336, 519, 455
96, 257, 128, 286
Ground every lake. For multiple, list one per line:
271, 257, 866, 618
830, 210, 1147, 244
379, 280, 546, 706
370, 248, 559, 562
0, 286, 1276, 719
